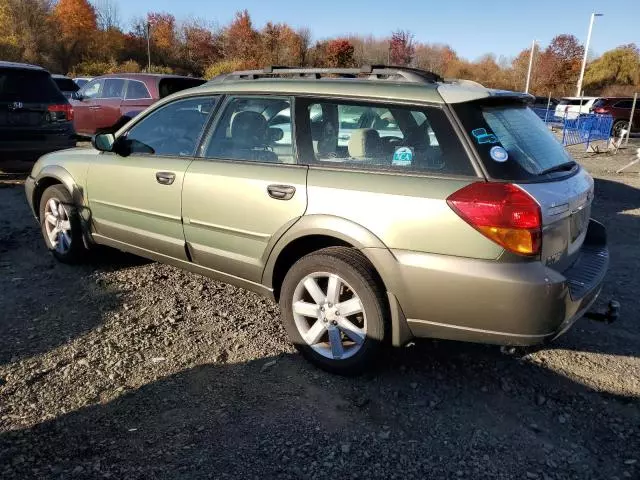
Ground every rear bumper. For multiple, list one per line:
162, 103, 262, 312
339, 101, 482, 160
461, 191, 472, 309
0, 127, 76, 156
368, 219, 609, 346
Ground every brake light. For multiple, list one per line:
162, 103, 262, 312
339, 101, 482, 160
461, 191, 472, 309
447, 182, 542, 256
48, 104, 74, 121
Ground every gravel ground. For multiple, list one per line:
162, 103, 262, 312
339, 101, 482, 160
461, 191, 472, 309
1, 142, 639, 479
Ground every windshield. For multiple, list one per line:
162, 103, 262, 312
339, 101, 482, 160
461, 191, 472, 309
0, 68, 64, 103
454, 102, 575, 181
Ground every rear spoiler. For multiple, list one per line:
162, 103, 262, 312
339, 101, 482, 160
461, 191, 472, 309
438, 83, 534, 105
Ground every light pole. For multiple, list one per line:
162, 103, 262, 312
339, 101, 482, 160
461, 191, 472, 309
576, 13, 603, 97
525, 40, 537, 94
146, 21, 152, 71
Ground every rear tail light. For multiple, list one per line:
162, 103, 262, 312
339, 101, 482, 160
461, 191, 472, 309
48, 104, 74, 122
447, 182, 542, 256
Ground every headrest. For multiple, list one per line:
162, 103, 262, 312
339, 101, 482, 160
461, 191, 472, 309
348, 128, 383, 160
230, 111, 267, 142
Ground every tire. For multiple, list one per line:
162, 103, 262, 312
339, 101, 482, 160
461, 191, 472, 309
39, 184, 86, 263
612, 120, 629, 139
279, 247, 388, 375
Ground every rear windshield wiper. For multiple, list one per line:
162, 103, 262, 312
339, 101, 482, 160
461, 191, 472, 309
539, 161, 577, 176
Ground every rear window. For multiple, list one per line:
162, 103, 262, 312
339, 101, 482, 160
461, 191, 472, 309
0, 68, 64, 103
454, 102, 574, 181
53, 77, 79, 92
158, 78, 206, 98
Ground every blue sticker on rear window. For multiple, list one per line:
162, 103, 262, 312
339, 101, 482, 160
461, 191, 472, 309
393, 146, 413, 166
489, 145, 509, 162
471, 128, 498, 144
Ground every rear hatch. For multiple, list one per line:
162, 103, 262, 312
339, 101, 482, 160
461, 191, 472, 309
453, 99, 594, 273
0, 67, 72, 140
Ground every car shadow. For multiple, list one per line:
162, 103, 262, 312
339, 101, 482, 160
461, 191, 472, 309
1, 348, 638, 479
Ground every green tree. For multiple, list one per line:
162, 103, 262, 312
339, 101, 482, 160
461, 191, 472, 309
584, 44, 640, 91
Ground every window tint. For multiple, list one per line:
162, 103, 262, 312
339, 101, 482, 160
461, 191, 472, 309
0, 69, 64, 102
53, 77, 79, 92
454, 103, 574, 181
298, 99, 471, 175
125, 80, 151, 100
81, 79, 101, 99
204, 96, 294, 164
122, 96, 217, 157
158, 78, 206, 98
614, 100, 633, 109
102, 78, 125, 99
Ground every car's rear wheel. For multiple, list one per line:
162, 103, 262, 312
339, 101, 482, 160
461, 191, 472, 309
39, 184, 86, 263
279, 247, 388, 375
612, 120, 629, 139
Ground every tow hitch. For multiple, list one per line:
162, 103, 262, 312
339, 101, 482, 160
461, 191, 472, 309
584, 300, 620, 324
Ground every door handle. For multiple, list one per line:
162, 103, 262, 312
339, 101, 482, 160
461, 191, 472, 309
156, 172, 176, 185
267, 184, 296, 200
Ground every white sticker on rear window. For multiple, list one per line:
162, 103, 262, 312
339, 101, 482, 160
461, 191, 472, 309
393, 146, 413, 166
489, 145, 509, 162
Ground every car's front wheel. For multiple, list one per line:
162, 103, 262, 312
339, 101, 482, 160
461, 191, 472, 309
279, 247, 388, 375
39, 184, 86, 263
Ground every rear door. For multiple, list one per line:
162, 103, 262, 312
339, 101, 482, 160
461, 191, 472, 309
0, 67, 67, 142
120, 79, 153, 119
182, 95, 307, 284
453, 101, 594, 271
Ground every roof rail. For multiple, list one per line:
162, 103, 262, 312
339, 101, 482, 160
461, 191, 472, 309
217, 65, 444, 84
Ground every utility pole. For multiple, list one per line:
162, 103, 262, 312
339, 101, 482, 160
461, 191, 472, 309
146, 21, 152, 72
525, 40, 536, 94
576, 13, 603, 97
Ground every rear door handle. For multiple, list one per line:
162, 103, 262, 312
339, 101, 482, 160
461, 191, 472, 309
267, 184, 296, 200
156, 172, 176, 185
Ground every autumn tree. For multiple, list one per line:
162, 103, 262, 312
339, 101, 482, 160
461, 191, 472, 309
0, 0, 54, 67
224, 10, 260, 67
52, 0, 98, 73
389, 30, 414, 66
414, 43, 457, 76
321, 39, 355, 67
181, 20, 222, 75
538, 34, 584, 96
584, 44, 640, 92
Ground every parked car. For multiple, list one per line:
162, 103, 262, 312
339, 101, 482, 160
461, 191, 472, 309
530, 95, 558, 110
555, 96, 598, 119
25, 66, 609, 374
73, 77, 93, 89
70, 73, 206, 137
591, 97, 639, 137
52, 74, 80, 99
0, 61, 75, 160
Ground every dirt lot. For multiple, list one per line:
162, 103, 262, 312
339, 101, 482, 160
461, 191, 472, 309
1, 143, 639, 479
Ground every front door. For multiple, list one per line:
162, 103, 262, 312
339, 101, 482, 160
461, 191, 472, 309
182, 96, 307, 283
93, 78, 126, 133
71, 78, 102, 136
87, 95, 218, 260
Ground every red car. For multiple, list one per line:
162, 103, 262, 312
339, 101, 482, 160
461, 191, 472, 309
71, 73, 205, 136
591, 97, 639, 138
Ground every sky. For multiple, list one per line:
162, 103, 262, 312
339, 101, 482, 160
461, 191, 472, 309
113, 0, 638, 61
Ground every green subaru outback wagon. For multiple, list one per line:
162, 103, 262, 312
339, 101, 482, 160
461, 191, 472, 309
25, 66, 609, 374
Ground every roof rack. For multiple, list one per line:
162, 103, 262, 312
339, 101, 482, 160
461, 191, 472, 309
217, 65, 444, 84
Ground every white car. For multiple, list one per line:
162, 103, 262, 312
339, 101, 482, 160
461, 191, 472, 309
555, 97, 598, 120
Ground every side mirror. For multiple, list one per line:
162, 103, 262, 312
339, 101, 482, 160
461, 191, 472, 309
92, 133, 115, 152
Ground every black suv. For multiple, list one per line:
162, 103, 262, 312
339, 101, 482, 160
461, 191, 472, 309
0, 62, 76, 160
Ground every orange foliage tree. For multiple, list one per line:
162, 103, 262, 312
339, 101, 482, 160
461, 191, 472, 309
52, 0, 97, 72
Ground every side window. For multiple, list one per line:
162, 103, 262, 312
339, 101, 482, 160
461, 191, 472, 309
102, 78, 125, 99
299, 98, 474, 175
614, 100, 632, 109
125, 80, 151, 100
80, 79, 102, 99
204, 96, 294, 164
122, 96, 218, 157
